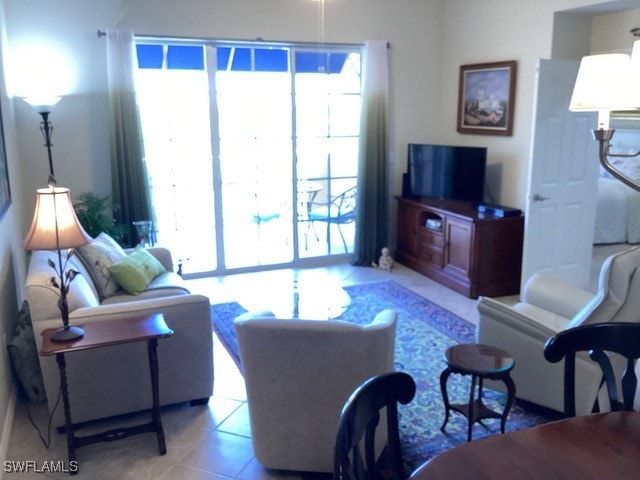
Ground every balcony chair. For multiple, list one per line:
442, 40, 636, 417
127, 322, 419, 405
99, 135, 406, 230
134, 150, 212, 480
234, 308, 397, 473
334, 371, 416, 480
544, 322, 640, 416
477, 244, 640, 415
306, 186, 357, 252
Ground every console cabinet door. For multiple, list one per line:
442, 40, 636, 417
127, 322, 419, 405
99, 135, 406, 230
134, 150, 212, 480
395, 197, 522, 298
396, 201, 419, 258
444, 217, 473, 280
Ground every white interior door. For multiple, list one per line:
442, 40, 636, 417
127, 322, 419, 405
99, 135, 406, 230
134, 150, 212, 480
521, 59, 599, 290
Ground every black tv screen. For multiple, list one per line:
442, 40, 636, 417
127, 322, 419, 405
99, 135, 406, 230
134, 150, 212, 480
408, 143, 487, 202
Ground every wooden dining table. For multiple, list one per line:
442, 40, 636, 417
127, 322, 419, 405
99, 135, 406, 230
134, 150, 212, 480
409, 411, 640, 479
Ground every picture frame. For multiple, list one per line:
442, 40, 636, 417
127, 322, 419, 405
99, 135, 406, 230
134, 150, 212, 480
457, 60, 517, 136
0, 97, 10, 221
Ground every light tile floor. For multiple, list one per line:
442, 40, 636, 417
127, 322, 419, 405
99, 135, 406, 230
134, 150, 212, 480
2, 262, 483, 479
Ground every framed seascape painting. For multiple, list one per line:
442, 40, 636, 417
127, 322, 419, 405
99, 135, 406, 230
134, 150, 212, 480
0, 97, 10, 220
457, 60, 517, 136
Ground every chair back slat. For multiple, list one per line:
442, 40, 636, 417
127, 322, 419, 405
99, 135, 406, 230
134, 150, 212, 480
544, 322, 640, 415
563, 354, 577, 417
334, 372, 416, 480
589, 349, 620, 410
621, 358, 638, 411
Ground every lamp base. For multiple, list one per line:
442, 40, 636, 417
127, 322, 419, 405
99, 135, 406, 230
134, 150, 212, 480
51, 325, 84, 342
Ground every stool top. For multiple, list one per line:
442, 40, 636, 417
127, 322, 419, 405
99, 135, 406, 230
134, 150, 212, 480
444, 343, 514, 375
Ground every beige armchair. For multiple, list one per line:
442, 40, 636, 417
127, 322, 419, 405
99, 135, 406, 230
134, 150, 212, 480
234, 309, 397, 473
477, 245, 640, 415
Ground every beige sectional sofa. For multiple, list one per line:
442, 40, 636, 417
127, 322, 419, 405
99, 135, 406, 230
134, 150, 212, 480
26, 243, 214, 427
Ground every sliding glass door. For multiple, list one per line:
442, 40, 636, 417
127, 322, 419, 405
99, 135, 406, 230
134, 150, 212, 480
135, 41, 361, 276
136, 53, 217, 273
216, 50, 294, 269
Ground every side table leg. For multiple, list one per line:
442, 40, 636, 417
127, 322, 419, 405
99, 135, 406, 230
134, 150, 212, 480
500, 374, 517, 434
57, 353, 78, 475
440, 367, 453, 432
148, 339, 167, 455
467, 375, 478, 442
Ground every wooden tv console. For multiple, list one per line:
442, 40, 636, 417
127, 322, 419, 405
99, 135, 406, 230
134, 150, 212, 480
395, 197, 524, 299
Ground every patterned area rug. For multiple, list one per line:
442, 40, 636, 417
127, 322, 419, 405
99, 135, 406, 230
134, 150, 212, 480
210, 280, 551, 474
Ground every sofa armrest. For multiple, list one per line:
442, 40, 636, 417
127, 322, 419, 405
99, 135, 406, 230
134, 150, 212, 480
147, 247, 174, 272
477, 296, 563, 343
63, 294, 209, 325
125, 246, 174, 272
522, 274, 594, 319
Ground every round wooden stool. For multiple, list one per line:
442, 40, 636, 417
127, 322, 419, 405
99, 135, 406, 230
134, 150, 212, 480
440, 343, 516, 442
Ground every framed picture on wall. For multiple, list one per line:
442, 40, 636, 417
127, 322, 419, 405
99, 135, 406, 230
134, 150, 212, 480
0, 98, 10, 220
457, 60, 517, 136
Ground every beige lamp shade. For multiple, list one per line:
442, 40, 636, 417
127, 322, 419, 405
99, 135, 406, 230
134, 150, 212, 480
22, 187, 92, 251
569, 53, 640, 129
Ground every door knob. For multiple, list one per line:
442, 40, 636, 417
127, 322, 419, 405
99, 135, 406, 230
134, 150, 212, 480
531, 193, 549, 202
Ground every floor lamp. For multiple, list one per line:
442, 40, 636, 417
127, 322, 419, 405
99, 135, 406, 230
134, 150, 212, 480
569, 46, 640, 192
22, 97, 92, 341
23, 96, 62, 186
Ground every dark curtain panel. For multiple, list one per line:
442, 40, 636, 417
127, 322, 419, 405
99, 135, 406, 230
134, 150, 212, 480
351, 41, 390, 266
106, 29, 154, 246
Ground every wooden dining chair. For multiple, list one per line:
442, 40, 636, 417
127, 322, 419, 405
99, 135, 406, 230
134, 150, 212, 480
544, 322, 640, 417
333, 371, 416, 480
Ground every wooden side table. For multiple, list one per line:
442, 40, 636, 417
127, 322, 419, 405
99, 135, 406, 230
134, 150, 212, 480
40, 313, 174, 475
440, 343, 516, 442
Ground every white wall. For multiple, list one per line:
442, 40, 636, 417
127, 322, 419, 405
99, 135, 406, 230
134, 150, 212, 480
5, 0, 638, 228
437, 0, 626, 208
591, 7, 640, 53
3, 0, 445, 240
0, 0, 27, 461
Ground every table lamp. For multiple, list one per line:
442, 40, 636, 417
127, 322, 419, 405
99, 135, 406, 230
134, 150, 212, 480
23, 186, 92, 341
569, 46, 640, 192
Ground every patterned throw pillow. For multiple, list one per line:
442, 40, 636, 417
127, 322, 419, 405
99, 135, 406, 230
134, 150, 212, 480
76, 232, 127, 300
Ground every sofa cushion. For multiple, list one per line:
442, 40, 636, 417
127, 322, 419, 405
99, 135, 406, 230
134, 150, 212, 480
100, 272, 190, 305
76, 233, 126, 300
108, 246, 167, 295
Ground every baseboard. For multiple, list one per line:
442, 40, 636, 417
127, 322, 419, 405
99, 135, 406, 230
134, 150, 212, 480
0, 388, 18, 480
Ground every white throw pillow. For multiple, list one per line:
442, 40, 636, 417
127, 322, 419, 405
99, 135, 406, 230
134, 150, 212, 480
76, 232, 127, 300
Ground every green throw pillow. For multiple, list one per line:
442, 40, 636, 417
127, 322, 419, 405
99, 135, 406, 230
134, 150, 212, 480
108, 246, 166, 295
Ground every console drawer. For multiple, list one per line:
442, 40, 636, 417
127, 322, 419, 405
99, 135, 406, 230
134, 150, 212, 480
418, 246, 444, 268
418, 228, 444, 248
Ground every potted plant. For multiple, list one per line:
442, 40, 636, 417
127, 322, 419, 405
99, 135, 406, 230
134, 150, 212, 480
73, 192, 128, 246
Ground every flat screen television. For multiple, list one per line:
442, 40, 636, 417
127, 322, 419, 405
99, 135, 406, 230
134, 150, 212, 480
407, 143, 487, 202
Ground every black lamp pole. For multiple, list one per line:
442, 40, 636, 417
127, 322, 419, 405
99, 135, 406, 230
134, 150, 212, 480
593, 128, 640, 193
38, 110, 57, 186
